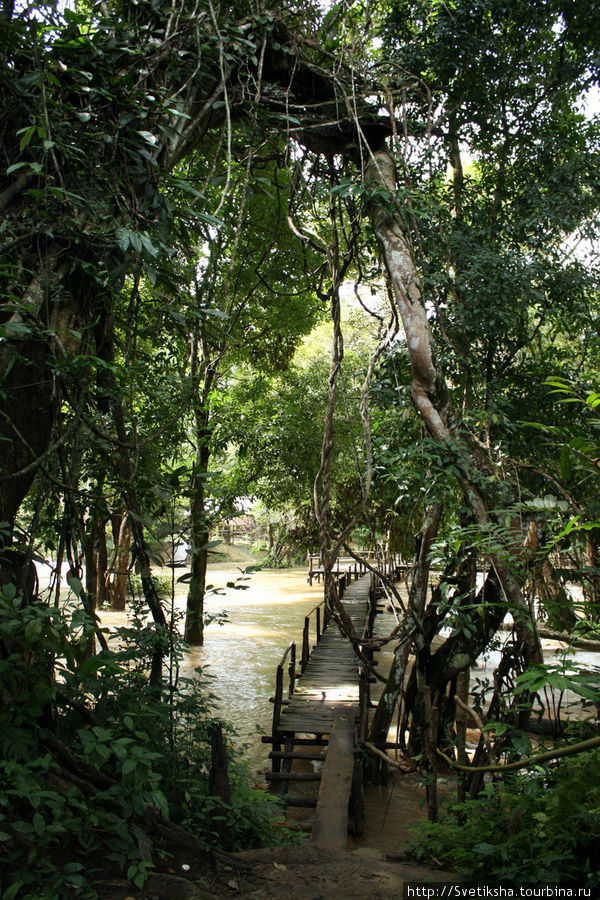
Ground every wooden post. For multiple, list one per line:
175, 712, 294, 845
302, 617, 310, 671
312, 714, 356, 851
455, 670, 469, 802
422, 686, 439, 822
271, 652, 286, 774
288, 642, 296, 697
209, 722, 233, 849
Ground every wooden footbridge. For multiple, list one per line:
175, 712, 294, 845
262, 568, 381, 850
307, 552, 404, 585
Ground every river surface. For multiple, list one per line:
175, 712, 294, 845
99, 563, 324, 769
96, 563, 600, 770
92, 562, 599, 852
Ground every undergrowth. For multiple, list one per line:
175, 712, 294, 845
0, 584, 297, 899
406, 751, 600, 886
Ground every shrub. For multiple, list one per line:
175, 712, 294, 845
0, 587, 297, 899
407, 752, 600, 886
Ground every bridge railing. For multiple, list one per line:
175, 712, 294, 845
307, 553, 379, 585
301, 598, 330, 672
272, 572, 351, 733
270, 640, 296, 767
307, 552, 410, 585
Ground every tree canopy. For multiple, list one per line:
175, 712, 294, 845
2, 0, 600, 893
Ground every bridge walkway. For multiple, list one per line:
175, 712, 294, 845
262, 572, 376, 849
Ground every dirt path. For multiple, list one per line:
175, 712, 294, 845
220, 844, 451, 899
101, 771, 450, 900
117, 841, 451, 900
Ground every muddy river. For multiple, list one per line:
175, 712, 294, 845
98, 563, 324, 768
95, 562, 600, 765
90, 561, 599, 851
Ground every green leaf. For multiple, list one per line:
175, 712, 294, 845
121, 758, 138, 776
67, 576, 83, 597
2, 882, 24, 900
559, 444, 571, 482
1, 582, 17, 602
115, 227, 132, 251
137, 130, 158, 145
18, 125, 36, 151
166, 108, 191, 119
15, 72, 41, 94
24, 618, 43, 643
197, 211, 224, 227
140, 233, 159, 258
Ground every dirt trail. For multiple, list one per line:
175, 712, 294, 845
119, 841, 451, 900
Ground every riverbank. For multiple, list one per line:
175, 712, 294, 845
101, 829, 452, 899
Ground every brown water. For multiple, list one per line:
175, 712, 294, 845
184, 565, 325, 765
99, 563, 324, 770
96, 564, 600, 854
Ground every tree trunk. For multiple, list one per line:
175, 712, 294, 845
369, 502, 442, 750
534, 557, 577, 632
110, 398, 167, 686
584, 533, 600, 623
366, 150, 541, 660
0, 339, 56, 535
425, 571, 506, 690
184, 406, 212, 646
96, 520, 110, 609
106, 512, 132, 612
208, 722, 233, 850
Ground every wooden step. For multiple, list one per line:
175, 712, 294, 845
266, 771, 322, 783
284, 797, 318, 808
269, 750, 327, 761
262, 735, 329, 746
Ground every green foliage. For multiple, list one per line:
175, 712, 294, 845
408, 751, 600, 885
516, 661, 600, 705
0, 590, 295, 898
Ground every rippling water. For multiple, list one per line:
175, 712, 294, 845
95, 563, 600, 776
99, 564, 324, 769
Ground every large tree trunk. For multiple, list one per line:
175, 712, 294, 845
366, 150, 542, 666
0, 339, 55, 534
0, 250, 96, 556
369, 502, 442, 749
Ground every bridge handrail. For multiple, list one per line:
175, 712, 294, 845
276, 640, 297, 697
301, 599, 330, 672
271, 641, 297, 744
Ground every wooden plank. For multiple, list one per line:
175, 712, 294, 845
265, 573, 371, 818
269, 750, 327, 761
311, 714, 356, 851
266, 771, 321, 782
262, 735, 329, 746
285, 797, 318, 808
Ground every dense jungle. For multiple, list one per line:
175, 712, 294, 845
1, 0, 600, 895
